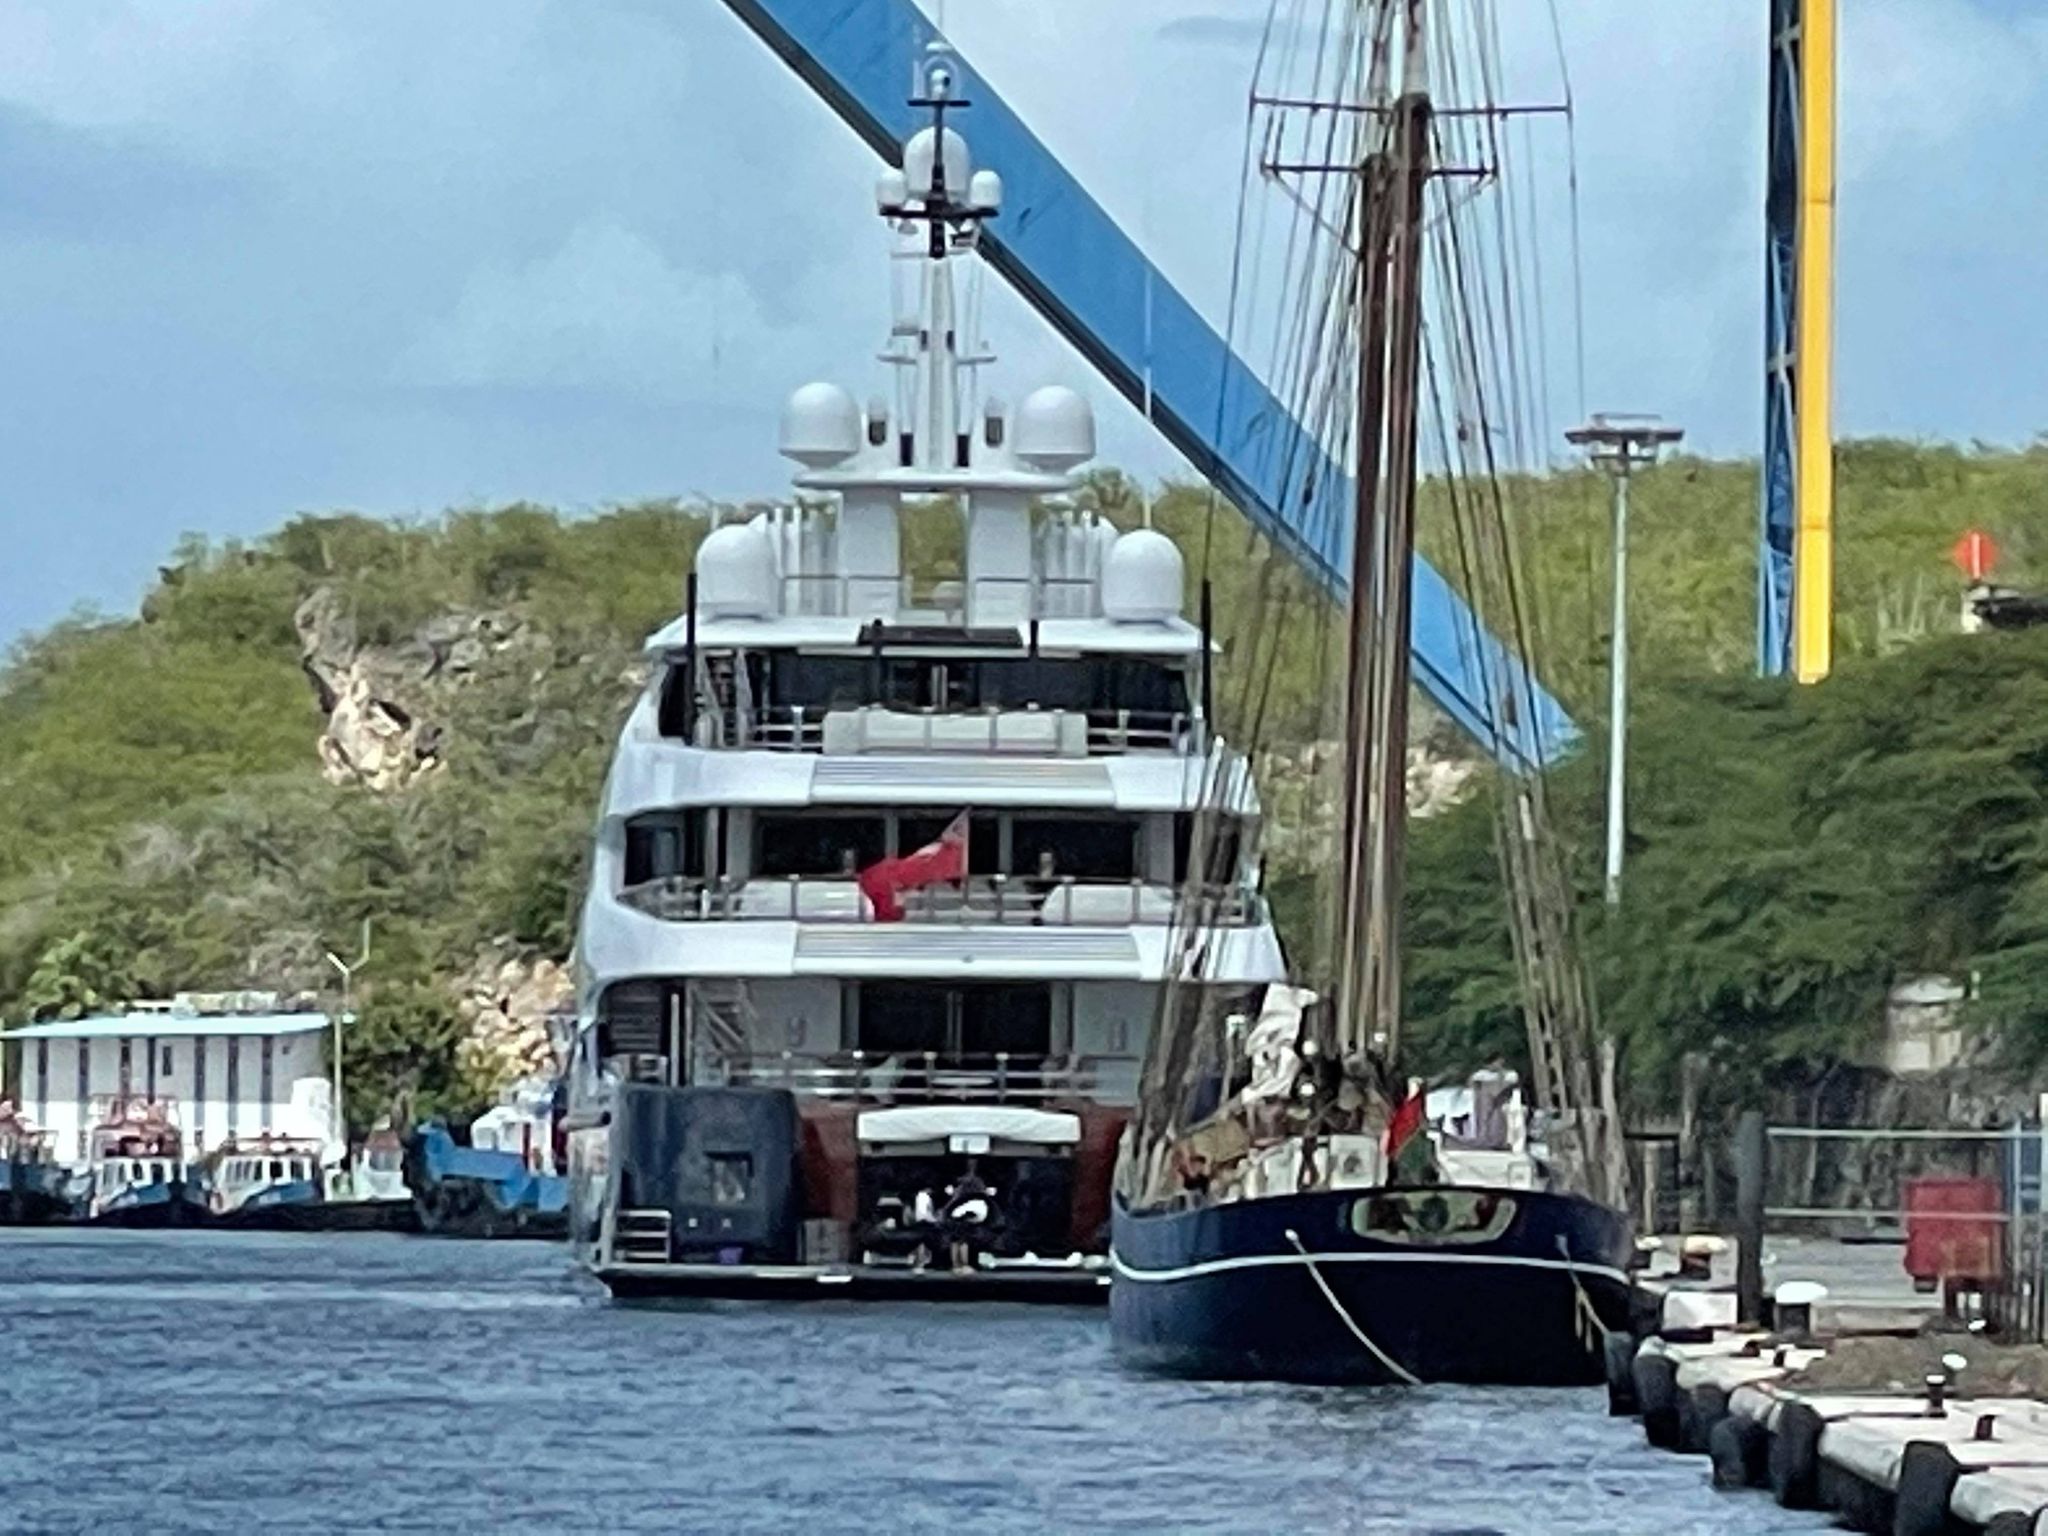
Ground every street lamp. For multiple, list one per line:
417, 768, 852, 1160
323, 919, 371, 1184
1565, 414, 1684, 908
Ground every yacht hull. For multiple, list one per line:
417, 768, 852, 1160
1110, 1184, 1633, 1385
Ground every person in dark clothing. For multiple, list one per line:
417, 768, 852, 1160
939, 1170, 999, 1273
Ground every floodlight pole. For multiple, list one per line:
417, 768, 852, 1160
323, 919, 372, 1169
1566, 415, 1684, 908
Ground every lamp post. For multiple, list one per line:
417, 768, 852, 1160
323, 920, 371, 1183
1565, 414, 1684, 908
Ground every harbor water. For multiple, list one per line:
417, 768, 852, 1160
0, 1231, 1832, 1534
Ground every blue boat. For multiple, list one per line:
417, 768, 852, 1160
202, 1136, 327, 1221
82, 1101, 209, 1228
405, 1121, 567, 1240
1, 1110, 75, 1224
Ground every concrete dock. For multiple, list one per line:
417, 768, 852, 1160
1616, 1239, 2048, 1534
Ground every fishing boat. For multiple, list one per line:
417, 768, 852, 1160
561, 50, 1284, 1302
81, 1097, 209, 1227
1109, 2, 1634, 1385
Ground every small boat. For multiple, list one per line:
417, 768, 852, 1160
0, 1102, 75, 1224
203, 1134, 325, 1219
81, 1097, 208, 1227
405, 1121, 568, 1240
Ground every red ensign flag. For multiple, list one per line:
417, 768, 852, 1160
858, 811, 969, 922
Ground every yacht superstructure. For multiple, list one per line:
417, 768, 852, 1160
565, 51, 1285, 1301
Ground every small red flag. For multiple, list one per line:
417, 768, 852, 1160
1952, 530, 1999, 583
858, 811, 969, 922
1384, 1088, 1427, 1160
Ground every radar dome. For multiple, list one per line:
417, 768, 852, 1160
779, 382, 861, 468
1101, 529, 1185, 623
903, 126, 971, 201
696, 519, 777, 619
1014, 385, 1096, 471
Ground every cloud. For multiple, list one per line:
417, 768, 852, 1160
395, 220, 801, 402
0, 101, 250, 239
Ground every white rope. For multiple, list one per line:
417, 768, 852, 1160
1284, 1227, 1422, 1386
1557, 1235, 1604, 1352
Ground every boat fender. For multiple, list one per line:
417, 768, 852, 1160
1603, 1331, 1640, 1417
1632, 1350, 1680, 1449
1708, 1414, 1769, 1491
1678, 1381, 1730, 1455
1890, 1442, 1962, 1536
1768, 1401, 1825, 1510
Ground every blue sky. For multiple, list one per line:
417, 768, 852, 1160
1, 0, 2043, 645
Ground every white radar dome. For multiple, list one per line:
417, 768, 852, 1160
696, 519, 777, 619
1101, 528, 1185, 623
1014, 385, 1096, 471
779, 382, 862, 468
903, 126, 971, 201
968, 169, 1003, 214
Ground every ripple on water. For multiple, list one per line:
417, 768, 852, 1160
0, 1230, 1838, 1535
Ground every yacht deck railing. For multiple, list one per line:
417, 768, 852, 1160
616, 874, 1264, 927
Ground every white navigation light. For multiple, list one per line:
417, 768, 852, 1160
875, 169, 909, 213
696, 520, 777, 619
1102, 529, 1185, 623
903, 126, 971, 201
969, 169, 1003, 214
779, 381, 862, 467
1014, 385, 1096, 471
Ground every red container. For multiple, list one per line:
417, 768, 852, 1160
1902, 1175, 2004, 1284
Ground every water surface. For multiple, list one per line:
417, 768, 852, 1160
0, 1230, 1833, 1533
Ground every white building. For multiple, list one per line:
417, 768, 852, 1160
3, 1003, 334, 1168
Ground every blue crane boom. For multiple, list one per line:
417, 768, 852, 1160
720, 0, 1576, 766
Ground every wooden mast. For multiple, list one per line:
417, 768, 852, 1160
1340, 2, 1430, 1071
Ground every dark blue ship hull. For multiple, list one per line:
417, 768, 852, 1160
1110, 1184, 1634, 1385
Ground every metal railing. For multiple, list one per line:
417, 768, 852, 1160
617, 874, 1265, 927
719, 704, 1205, 758
774, 572, 1103, 621
703, 1050, 1140, 1105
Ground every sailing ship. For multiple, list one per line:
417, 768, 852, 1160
1109, 2, 1634, 1384
561, 49, 1285, 1301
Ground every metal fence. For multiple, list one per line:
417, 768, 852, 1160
1760, 1119, 2048, 1341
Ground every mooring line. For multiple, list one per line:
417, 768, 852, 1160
1284, 1228, 1422, 1387
1558, 1235, 1604, 1352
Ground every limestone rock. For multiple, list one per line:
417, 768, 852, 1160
293, 585, 531, 792
455, 943, 574, 1095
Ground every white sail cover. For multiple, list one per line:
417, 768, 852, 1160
1238, 983, 1318, 1104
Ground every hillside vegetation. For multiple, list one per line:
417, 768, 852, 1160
0, 439, 2043, 1127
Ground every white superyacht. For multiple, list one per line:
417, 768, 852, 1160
564, 58, 1284, 1301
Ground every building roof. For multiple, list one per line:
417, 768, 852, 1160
2, 1012, 330, 1042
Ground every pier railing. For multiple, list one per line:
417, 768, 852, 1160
617, 873, 1266, 927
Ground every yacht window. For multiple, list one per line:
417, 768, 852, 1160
757, 814, 886, 878
707, 1153, 752, 1208
1010, 815, 1137, 880
763, 654, 873, 713
149, 1163, 166, 1185
624, 812, 707, 885
269, 1159, 285, 1180
161, 1046, 174, 1077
